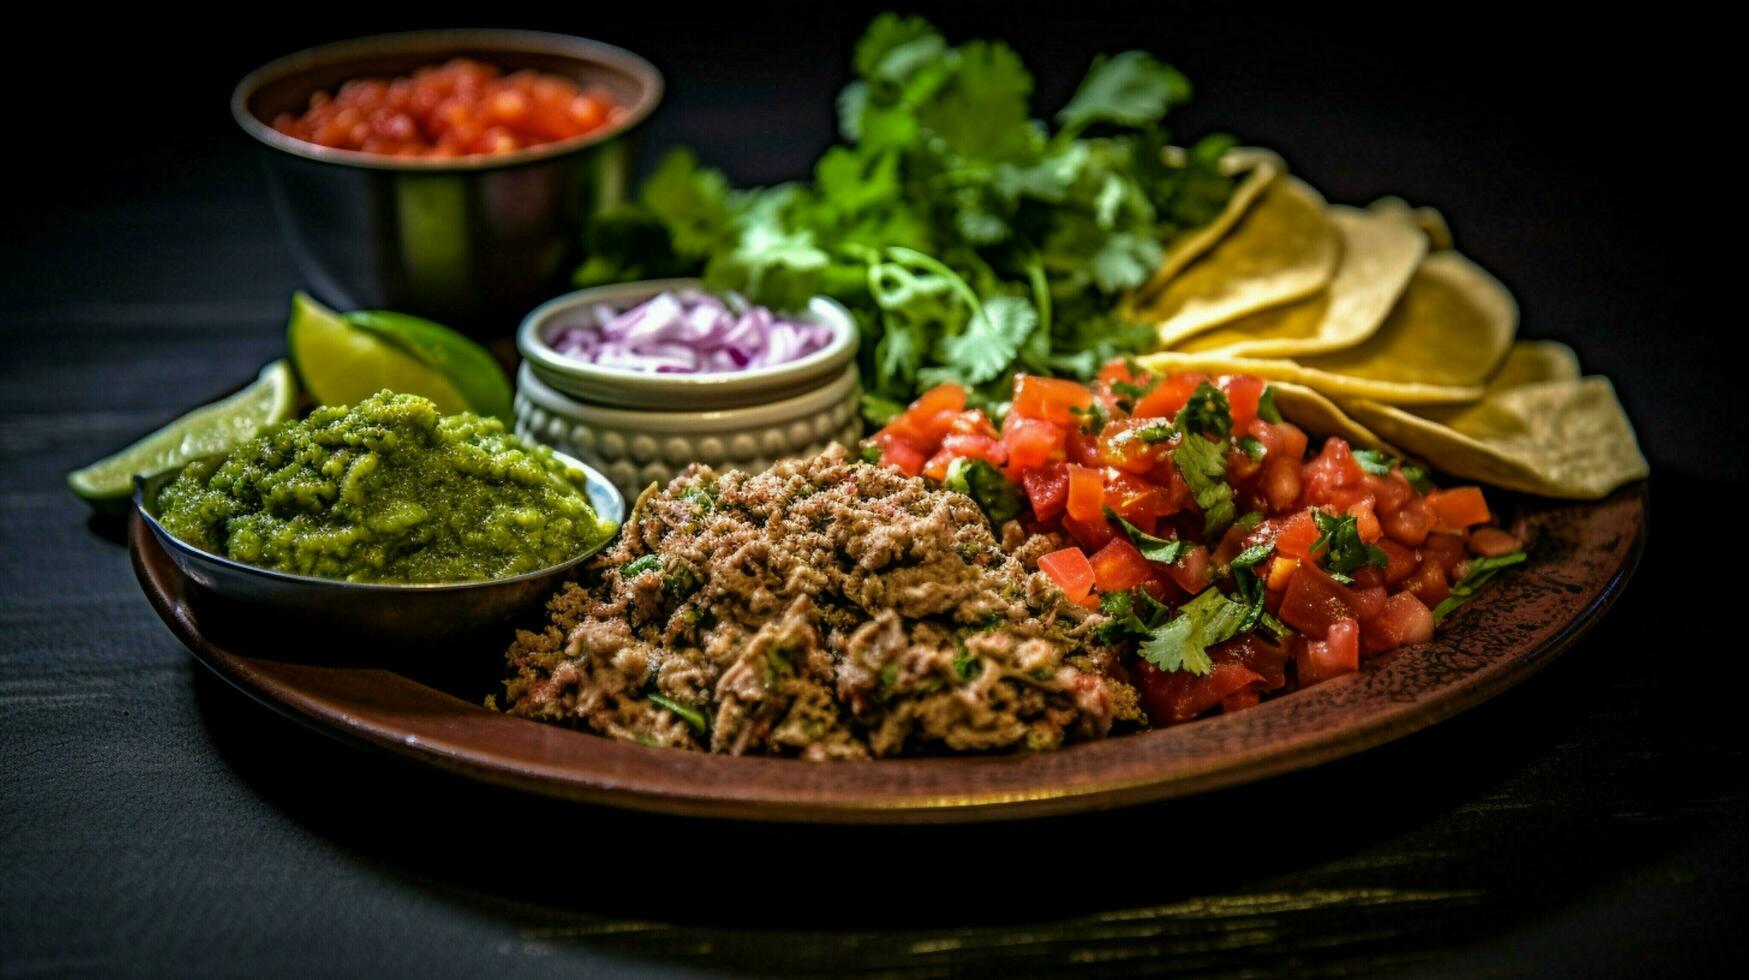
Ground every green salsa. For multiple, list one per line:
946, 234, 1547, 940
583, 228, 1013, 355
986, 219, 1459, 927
155, 391, 616, 583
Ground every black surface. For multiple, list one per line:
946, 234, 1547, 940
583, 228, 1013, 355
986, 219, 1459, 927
3, 3, 1740, 976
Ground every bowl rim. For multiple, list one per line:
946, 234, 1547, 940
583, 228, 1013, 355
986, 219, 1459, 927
134, 450, 625, 592
231, 28, 664, 173
518, 278, 858, 395
517, 360, 860, 432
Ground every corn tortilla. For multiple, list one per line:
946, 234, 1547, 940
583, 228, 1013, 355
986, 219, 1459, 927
1139, 175, 1342, 348
1175, 205, 1426, 359
1135, 147, 1284, 300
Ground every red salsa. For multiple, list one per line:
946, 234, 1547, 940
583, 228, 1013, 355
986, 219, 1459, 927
271, 58, 622, 158
864, 364, 1525, 729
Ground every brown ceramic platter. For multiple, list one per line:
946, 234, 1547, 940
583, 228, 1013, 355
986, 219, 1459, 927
131, 482, 1645, 824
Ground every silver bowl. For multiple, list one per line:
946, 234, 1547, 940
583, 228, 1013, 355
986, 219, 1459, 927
231, 29, 664, 337
133, 452, 624, 647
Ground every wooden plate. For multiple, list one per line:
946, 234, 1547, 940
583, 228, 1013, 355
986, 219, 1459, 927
131, 484, 1645, 824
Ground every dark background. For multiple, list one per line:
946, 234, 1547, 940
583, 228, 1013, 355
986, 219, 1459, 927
3, 2, 1741, 977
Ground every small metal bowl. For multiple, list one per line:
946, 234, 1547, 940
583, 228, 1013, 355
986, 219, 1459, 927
133, 452, 624, 647
231, 29, 664, 336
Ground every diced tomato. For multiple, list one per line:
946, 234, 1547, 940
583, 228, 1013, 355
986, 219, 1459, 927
941, 430, 1007, 467
1266, 556, 1299, 591
1427, 486, 1491, 528
1133, 659, 1265, 726
1348, 565, 1387, 589
1222, 375, 1266, 428
922, 448, 956, 482
1062, 513, 1117, 551
910, 383, 967, 419
1348, 499, 1383, 543
1163, 544, 1211, 594
1402, 557, 1450, 606
1365, 471, 1413, 517
1012, 375, 1094, 426
1021, 463, 1069, 521
868, 431, 927, 476
1064, 426, 1103, 468
1422, 533, 1468, 574
1097, 358, 1144, 385
1255, 454, 1300, 514
1301, 437, 1366, 505
1295, 618, 1360, 685
1348, 585, 1388, 623
1000, 416, 1065, 470
1275, 422, 1309, 462
1468, 527, 1523, 557
1097, 418, 1174, 474
1278, 563, 1358, 635
1221, 686, 1262, 713
1131, 372, 1210, 419
1216, 632, 1291, 689
1066, 465, 1106, 522
1272, 511, 1320, 561
1103, 470, 1177, 523
1377, 539, 1418, 585
1382, 495, 1435, 546
1038, 547, 1096, 603
1090, 537, 1153, 593
1361, 592, 1435, 656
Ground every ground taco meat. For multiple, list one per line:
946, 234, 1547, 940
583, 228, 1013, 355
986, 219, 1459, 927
500, 445, 1141, 759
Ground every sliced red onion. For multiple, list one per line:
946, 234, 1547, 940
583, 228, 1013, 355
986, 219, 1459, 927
548, 290, 831, 375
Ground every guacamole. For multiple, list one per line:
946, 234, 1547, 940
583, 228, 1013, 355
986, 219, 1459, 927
155, 391, 616, 583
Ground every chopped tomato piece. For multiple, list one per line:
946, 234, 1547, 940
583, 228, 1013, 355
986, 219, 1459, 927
1012, 375, 1094, 426
1422, 533, 1468, 574
1090, 537, 1153, 593
1098, 418, 1173, 473
1221, 686, 1262, 713
1103, 470, 1177, 523
941, 431, 1007, 467
1468, 527, 1524, 557
1275, 422, 1309, 462
868, 431, 927, 476
1066, 465, 1106, 522
1021, 463, 1069, 521
1295, 618, 1360, 685
1000, 416, 1066, 469
1361, 592, 1435, 656
1427, 486, 1491, 528
1273, 511, 1320, 561
1301, 437, 1366, 505
1132, 372, 1210, 419
1266, 556, 1299, 591
1132, 659, 1264, 726
1221, 375, 1266, 428
1348, 584, 1388, 623
1163, 544, 1211, 594
1216, 632, 1291, 689
1278, 563, 1358, 635
1381, 495, 1435, 546
1377, 539, 1419, 585
922, 448, 956, 482
1064, 426, 1103, 468
1347, 499, 1383, 543
1062, 513, 1117, 551
1259, 455, 1302, 513
1038, 547, 1096, 603
1402, 556, 1450, 606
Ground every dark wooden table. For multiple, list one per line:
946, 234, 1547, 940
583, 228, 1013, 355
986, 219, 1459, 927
4, 5, 1740, 976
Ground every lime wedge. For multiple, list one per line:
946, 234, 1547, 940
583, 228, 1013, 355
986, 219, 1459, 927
344, 309, 513, 421
286, 291, 510, 420
68, 359, 298, 510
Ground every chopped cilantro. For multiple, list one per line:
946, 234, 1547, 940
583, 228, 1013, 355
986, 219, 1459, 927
1174, 381, 1233, 439
1256, 385, 1282, 424
622, 555, 662, 578
1070, 401, 1108, 435
858, 443, 885, 464
1109, 376, 1161, 413
647, 693, 708, 734
1352, 449, 1395, 476
1400, 463, 1435, 494
1138, 587, 1249, 676
1238, 436, 1267, 462
1108, 509, 1189, 564
1234, 511, 1265, 533
945, 457, 1027, 524
1230, 542, 1273, 569
1309, 509, 1388, 576
1137, 422, 1175, 442
1433, 551, 1529, 622
1171, 431, 1236, 538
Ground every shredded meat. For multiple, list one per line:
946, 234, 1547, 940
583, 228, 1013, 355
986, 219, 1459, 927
500, 445, 1141, 758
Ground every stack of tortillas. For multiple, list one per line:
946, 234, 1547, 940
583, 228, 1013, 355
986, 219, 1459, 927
1125, 149, 1648, 499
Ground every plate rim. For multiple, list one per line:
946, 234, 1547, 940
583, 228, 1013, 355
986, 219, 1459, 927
132, 481, 1647, 824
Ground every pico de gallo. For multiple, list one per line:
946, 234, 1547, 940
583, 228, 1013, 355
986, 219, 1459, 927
863, 363, 1528, 729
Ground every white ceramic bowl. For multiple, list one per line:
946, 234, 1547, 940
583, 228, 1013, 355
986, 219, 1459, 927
515, 362, 862, 499
517, 278, 858, 409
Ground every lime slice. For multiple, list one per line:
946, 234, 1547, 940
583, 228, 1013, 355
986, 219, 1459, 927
286, 291, 510, 420
344, 309, 513, 421
68, 359, 298, 510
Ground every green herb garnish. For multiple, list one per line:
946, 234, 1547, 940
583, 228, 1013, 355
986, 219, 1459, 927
1432, 551, 1528, 622
1257, 385, 1282, 424
1107, 508, 1189, 564
1138, 587, 1249, 676
945, 457, 1027, 524
1171, 431, 1235, 538
1174, 382, 1233, 440
622, 555, 662, 578
647, 693, 708, 734
1309, 509, 1388, 577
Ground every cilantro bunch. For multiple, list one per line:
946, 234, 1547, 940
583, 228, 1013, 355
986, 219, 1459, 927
575, 13, 1235, 423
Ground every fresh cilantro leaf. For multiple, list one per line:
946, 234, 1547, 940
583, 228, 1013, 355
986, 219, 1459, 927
1089, 231, 1165, 293
1400, 463, 1434, 494
646, 693, 708, 734
1309, 509, 1388, 575
1174, 382, 1233, 439
1234, 511, 1266, 533
938, 295, 1039, 386
1139, 587, 1248, 676
1056, 50, 1191, 135
1232, 566, 1289, 638
1172, 431, 1236, 537
1239, 436, 1267, 462
1108, 509, 1190, 564
1352, 449, 1395, 476
1257, 385, 1282, 424
854, 13, 946, 82
916, 40, 1035, 162
1137, 422, 1174, 442
1432, 551, 1528, 622
1230, 543, 1273, 569
1069, 401, 1108, 435
639, 149, 736, 259
945, 457, 1027, 524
